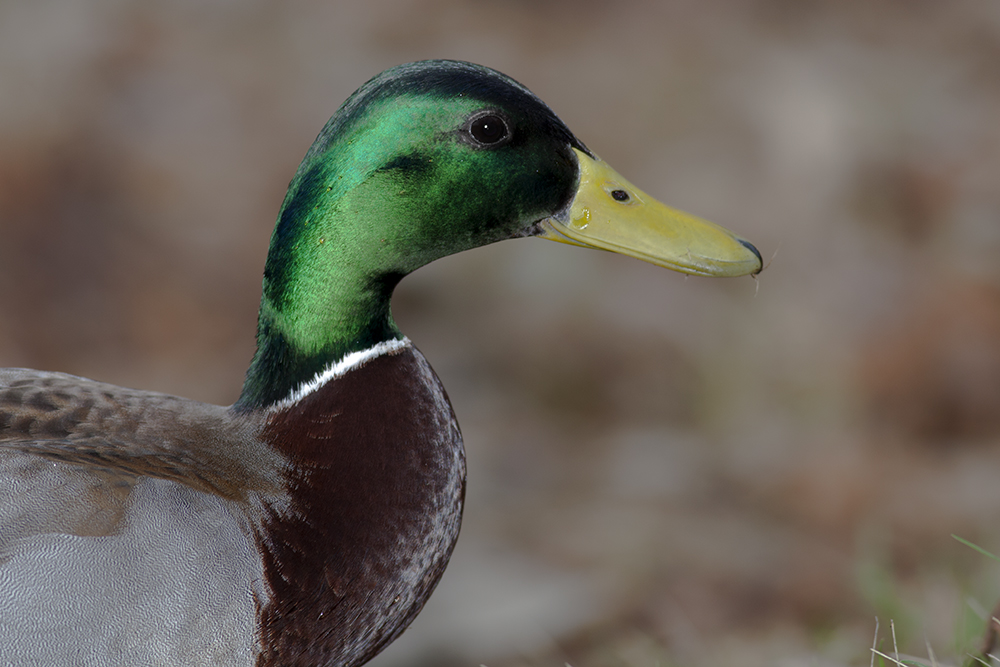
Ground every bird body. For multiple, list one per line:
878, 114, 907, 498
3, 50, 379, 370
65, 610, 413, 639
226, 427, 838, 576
0, 61, 760, 666
1, 341, 461, 666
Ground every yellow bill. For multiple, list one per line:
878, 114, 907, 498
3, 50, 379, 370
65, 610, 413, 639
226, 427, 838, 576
538, 148, 762, 277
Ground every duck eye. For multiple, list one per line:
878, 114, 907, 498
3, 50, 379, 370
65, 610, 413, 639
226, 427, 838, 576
611, 189, 630, 202
469, 114, 509, 146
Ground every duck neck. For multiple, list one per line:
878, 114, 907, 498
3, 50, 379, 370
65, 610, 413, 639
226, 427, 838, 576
236, 263, 402, 410
235, 164, 409, 411
237, 276, 402, 411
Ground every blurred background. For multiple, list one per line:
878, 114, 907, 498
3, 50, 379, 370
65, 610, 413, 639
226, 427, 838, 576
2, 1, 999, 665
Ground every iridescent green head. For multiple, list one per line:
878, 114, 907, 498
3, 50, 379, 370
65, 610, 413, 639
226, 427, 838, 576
238, 60, 761, 409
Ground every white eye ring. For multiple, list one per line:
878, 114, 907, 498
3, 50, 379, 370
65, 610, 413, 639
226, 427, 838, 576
466, 112, 510, 147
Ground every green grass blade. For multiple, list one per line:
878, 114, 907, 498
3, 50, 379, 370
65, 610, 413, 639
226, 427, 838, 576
952, 535, 1000, 563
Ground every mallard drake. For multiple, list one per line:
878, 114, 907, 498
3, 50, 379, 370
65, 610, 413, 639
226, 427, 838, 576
0, 60, 761, 666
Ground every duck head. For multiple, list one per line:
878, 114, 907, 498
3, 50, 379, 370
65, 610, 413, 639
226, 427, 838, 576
239, 60, 762, 409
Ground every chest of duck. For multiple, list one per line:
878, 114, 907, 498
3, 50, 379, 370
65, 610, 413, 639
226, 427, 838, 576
254, 343, 465, 666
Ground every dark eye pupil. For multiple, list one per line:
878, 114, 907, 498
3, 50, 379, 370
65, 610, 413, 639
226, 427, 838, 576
470, 115, 508, 145
611, 189, 629, 201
